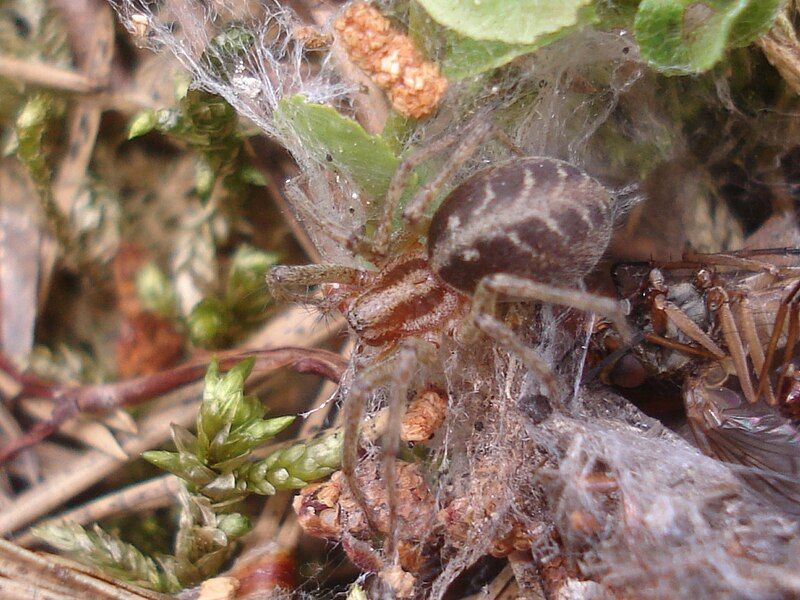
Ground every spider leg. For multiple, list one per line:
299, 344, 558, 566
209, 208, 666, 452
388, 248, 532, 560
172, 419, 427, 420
461, 274, 632, 400
472, 313, 561, 400
471, 274, 633, 343
341, 340, 426, 550
266, 264, 368, 303
402, 120, 493, 228
364, 117, 523, 258
364, 128, 473, 258
382, 343, 417, 559
342, 364, 387, 535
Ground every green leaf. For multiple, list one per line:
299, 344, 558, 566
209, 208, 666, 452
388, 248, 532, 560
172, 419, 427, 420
238, 164, 267, 186
198, 357, 253, 443
238, 415, 296, 444
442, 23, 583, 80
128, 110, 158, 139
136, 262, 177, 317
188, 297, 234, 348
246, 431, 342, 493
142, 451, 216, 487
415, 0, 593, 44
347, 584, 368, 600
595, 0, 641, 30
634, 0, 782, 75
33, 521, 180, 593
275, 95, 399, 201
216, 513, 250, 539
15, 93, 53, 203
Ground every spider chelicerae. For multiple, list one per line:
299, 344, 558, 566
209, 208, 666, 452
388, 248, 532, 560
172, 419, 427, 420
267, 119, 631, 556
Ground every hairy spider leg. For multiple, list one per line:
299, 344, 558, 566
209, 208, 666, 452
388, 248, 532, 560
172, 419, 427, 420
266, 264, 368, 303
362, 118, 527, 258
463, 273, 633, 401
341, 339, 430, 561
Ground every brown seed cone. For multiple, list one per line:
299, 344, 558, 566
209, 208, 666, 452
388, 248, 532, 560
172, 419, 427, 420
334, 3, 447, 118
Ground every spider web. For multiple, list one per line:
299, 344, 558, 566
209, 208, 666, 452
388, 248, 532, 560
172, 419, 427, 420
109, 1, 800, 598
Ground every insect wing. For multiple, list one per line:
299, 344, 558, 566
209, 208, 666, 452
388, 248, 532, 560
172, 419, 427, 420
690, 393, 800, 516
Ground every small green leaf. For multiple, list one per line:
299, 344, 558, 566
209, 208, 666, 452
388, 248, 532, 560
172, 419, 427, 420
171, 424, 199, 456
238, 164, 267, 186
347, 584, 368, 600
142, 451, 216, 487
442, 25, 579, 80
415, 0, 592, 44
136, 262, 177, 317
246, 431, 342, 493
33, 521, 180, 593
15, 93, 53, 203
728, 1, 783, 47
275, 95, 399, 202
188, 297, 234, 348
238, 415, 296, 444
198, 357, 253, 442
216, 513, 250, 539
634, 0, 782, 75
128, 110, 158, 138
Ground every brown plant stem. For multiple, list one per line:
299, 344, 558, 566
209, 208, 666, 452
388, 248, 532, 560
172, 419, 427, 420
0, 538, 168, 599
0, 347, 346, 465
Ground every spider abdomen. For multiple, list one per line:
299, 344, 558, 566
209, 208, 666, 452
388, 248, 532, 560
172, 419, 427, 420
427, 157, 614, 294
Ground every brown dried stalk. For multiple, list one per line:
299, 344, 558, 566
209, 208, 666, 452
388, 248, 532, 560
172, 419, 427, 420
14, 475, 179, 547
0, 538, 168, 599
0, 305, 340, 536
0, 347, 346, 464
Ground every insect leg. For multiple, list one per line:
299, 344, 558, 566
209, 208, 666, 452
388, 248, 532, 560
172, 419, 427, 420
778, 298, 800, 401
734, 297, 776, 405
682, 249, 779, 274
656, 296, 726, 358
756, 282, 799, 401
711, 288, 757, 404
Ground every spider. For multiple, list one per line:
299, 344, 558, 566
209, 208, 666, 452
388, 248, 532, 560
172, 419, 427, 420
267, 119, 631, 561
